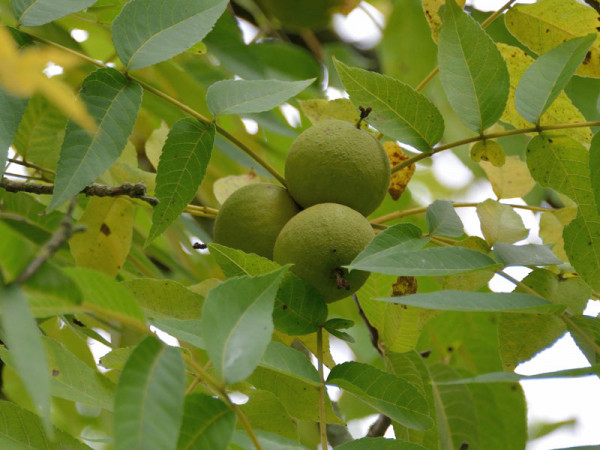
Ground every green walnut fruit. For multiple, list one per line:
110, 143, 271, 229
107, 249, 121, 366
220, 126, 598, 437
214, 183, 300, 259
285, 119, 391, 217
273, 203, 374, 302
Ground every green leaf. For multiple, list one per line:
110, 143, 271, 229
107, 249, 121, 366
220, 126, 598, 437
590, 132, 600, 216
49, 68, 142, 211
147, 119, 214, 244
249, 367, 342, 424
64, 267, 146, 324
333, 59, 444, 151
122, 278, 204, 319
438, 0, 509, 132
567, 315, 600, 365
0, 400, 91, 449
492, 242, 562, 266
177, 394, 235, 450
22, 262, 82, 317
527, 135, 600, 290
326, 362, 433, 430
0, 87, 28, 177
0, 284, 51, 431
0, 220, 36, 283
515, 35, 595, 124
437, 365, 600, 384
476, 199, 528, 244
202, 268, 287, 384
114, 336, 186, 450
239, 390, 297, 440
210, 244, 327, 335
206, 78, 315, 116
353, 223, 427, 264
347, 247, 498, 276
336, 437, 428, 450
504, 0, 600, 78
426, 200, 464, 238
376, 290, 562, 313
429, 363, 479, 449
12, 94, 67, 172
150, 318, 203, 348
11, 0, 97, 26
42, 336, 116, 410
230, 429, 309, 450
112, 0, 229, 70
258, 341, 320, 386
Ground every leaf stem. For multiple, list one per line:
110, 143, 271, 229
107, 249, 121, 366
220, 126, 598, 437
370, 201, 556, 225
391, 120, 600, 174
183, 204, 219, 218
317, 327, 328, 450
415, 0, 518, 92
25, 32, 286, 186
7, 158, 55, 175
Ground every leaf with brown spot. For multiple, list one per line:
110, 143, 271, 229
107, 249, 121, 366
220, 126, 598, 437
384, 141, 415, 200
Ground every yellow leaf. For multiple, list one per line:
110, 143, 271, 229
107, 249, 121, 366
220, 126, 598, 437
145, 121, 170, 170
213, 170, 259, 205
422, 0, 466, 42
470, 140, 505, 167
299, 98, 361, 126
497, 43, 592, 144
505, 0, 600, 78
479, 155, 536, 199
0, 26, 96, 133
69, 197, 134, 277
476, 198, 529, 244
384, 141, 415, 201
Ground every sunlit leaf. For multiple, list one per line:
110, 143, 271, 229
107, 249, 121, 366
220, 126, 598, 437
239, 390, 297, 440
480, 155, 536, 199
207, 78, 315, 116
377, 290, 562, 313
515, 35, 595, 124
202, 268, 287, 383
112, 0, 229, 70
114, 336, 186, 450
497, 44, 592, 144
426, 200, 464, 238
477, 199, 528, 244
505, 0, 600, 78
69, 197, 134, 277
492, 242, 562, 267
49, 68, 142, 211
334, 58, 444, 151
299, 98, 361, 125
438, 0, 509, 132
147, 119, 214, 244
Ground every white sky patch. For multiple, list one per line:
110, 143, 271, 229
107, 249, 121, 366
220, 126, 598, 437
43, 62, 63, 78
333, 2, 383, 50
329, 336, 355, 365
241, 118, 259, 135
70, 29, 89, 43
150, 325, 180, 347
279, 103, 301, 128
237, 17, 260, 44
431, 151, 474, 189
325, 86, 347, 100
88, 330, 112, 373
468, 0, 537, 10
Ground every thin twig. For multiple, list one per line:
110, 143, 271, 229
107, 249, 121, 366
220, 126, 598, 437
366, 414, 391, 437
3, 172, 46, 181
353, 294, 383, 356
13, 198, 82, 285
7, 158, 55, 175
370, 201, 556, 225
391, 120, 600, 174
0, 178, 159, 207
317, 327, 328, 450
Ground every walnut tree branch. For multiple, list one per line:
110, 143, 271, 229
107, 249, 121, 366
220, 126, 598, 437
352, 294, 383, 357
14, 198, 84, 285
0, 178, 159, 207
366, 414, 392, 437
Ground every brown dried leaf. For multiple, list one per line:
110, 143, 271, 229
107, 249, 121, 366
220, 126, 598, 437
384, 141, 415, 201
